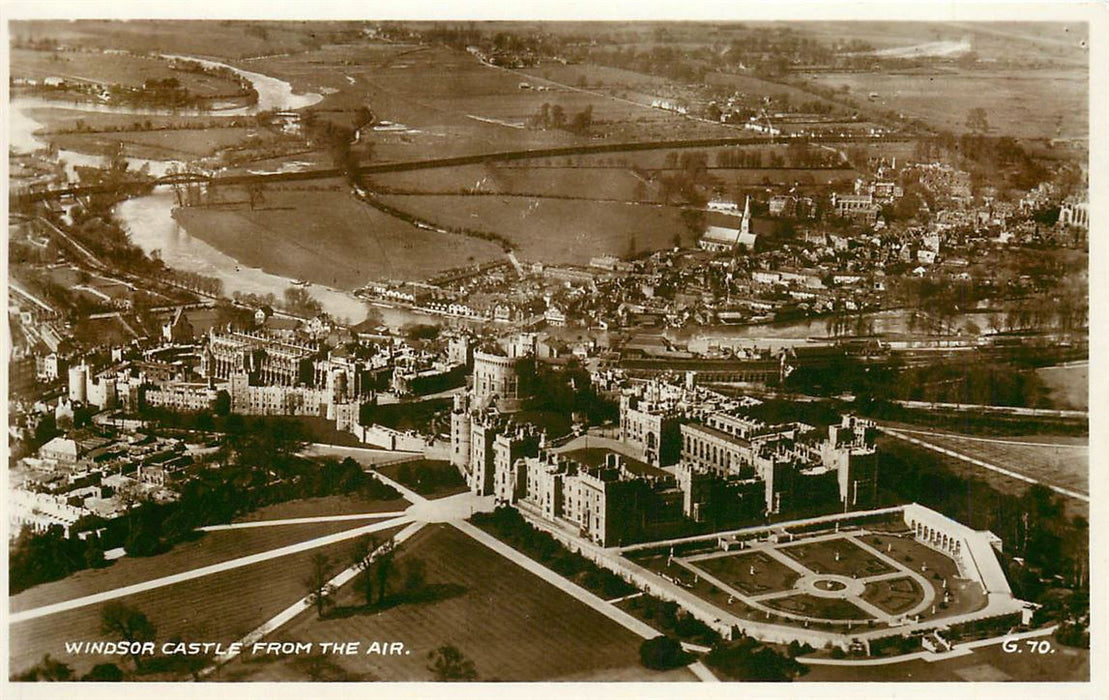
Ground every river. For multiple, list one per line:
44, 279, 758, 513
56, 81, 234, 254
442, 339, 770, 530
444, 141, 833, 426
9, 53, 324, 176
8, 52, 386, 323
111, 193, 371, 323
9, 52, 992, 337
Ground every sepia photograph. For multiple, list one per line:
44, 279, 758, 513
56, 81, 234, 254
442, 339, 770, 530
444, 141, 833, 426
2, 1, 1104, 695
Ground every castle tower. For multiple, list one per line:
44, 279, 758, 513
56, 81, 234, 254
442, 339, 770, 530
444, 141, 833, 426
68, 364, 88, 403
450, 393, 472, 472
230, 371, 250, 414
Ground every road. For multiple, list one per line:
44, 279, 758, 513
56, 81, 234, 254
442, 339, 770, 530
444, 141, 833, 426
197, 511, 409, 531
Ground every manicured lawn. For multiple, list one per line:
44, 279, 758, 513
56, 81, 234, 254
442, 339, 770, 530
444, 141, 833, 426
763, 594, 873, 621
216, 523, 689, 681
377, 459, 468, 499
869, 534, 988, 620
11, 496, 407, 613
779, 537, 896, 577
692, 551, 802, 596
239, 494, 408, 522
860, 576, 924, 615
10, 529, 401, 679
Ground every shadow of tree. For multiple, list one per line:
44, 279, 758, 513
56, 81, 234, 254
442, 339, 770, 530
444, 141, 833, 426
327, 583, 468, 619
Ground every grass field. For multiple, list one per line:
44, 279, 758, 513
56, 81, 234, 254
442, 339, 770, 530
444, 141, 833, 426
372, 161, 854, 201
692, 551, 801, 596
376, 459, 468, 499
877, 437, 1088, 523
9, 530, 396, 678
705, 71, 849, 115
236, 494, 409, 522
380, 193, 689, 264
526, 62, 674, 91
24, 106, 247, 134
11, 497, 406, 614
47, 126, 282, 160
215, 524, 693, 681
1036, 364, 1088, 410
254, 42, 735, 163
11, 19, 351, 61
779, 537, 895, 577
11, 48, 243, 96
373, 164, 655, 202
804, 67, 1087, 139
257, 44, 589, 163
881, 429, 1088, 496
172, 184, 506, 288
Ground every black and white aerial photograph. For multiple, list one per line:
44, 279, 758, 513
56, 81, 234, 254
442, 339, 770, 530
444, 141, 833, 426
3, 2, 1105, 695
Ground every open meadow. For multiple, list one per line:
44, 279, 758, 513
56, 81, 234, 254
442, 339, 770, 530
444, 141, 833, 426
10, 48, 242, 96
47, 126, 283, 160
216, 523, 695, 681
804, 68, 1087, 139
172, 183, 506, 288
379, 193, 689, 264
257, 42, 736, 163
372, 160, 855, 200
372, 163, 654, 201
11, 19, 362, 61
